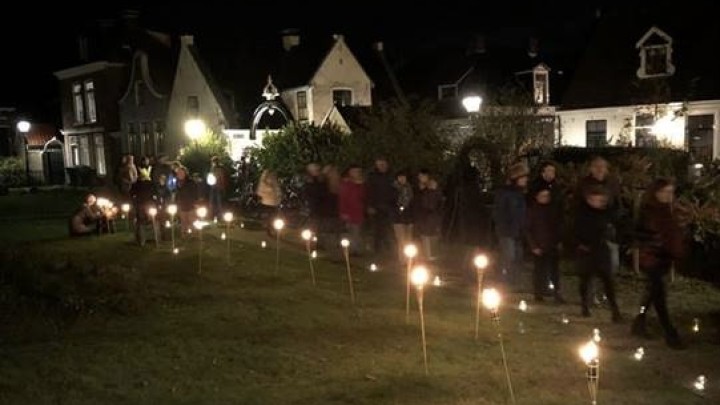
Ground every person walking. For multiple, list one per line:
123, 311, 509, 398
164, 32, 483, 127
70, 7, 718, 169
366, 157, 396, 255
303, 163, 327, 233
392, 170, 414, 262
526, 187, 565, 303
632, 178, 687, 349
416, 170, 443, 261
339, 165, 366, 255
118, 154, 138, 196
575, 186, 622, 322
492, 163, 529, 287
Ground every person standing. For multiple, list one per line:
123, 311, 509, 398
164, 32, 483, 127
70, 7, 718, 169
530, 161, 563, 205
492, 163, 529, 287
416, 170, 443, 261
303, 163, 327, 233
526, 188, 565, 303
319, 165, 342, 251
256, 169, 282, 234
174, 167, 198, 234
366, 157, 396, 255
339, 165, 366, 255
118, 154, 138, 196
632, 178, 687, 349
131, 169, 157, 246
575, 186, 622, 322
208, 156, 228, 220
392, 171, 414, 262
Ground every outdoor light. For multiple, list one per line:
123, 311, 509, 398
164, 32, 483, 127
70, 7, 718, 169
301, 229, 316, 285
474, 253, 490, 339
369, 263, 379, 272
462, 95, 483, 114
221, 232, 226, 240
340, 238, 355, 304
148, 207, 157, 217
518, 300, 528, 313
693, 318, 700, 333
148, 207, 159, 248
410, 265, 431, 375
474, 254, 489, 269
311, 250, 317, 259
173, 247, 179, 255
167, 204, 178, 253
121, 203, 131, 213
272, 219, 285, 274
432, 275, 442, 287
482, 288, 501, 314
194, 220, 209, 274
404, 243, 418, 323
167, 204, 177, 216
223, 212, 233, 223
206, 173, 217, 186
96, 197, 111, 208
694, 375, 706, 392
482, 287, 516, 404
184, 119, 206, 141
165, 221, 171, 229
633, 347, 645, 361
579, 340, 600, 405
593, 328, 602, 343
16, 120, 31, 133
261, 241, 267, 248
273, 218, 285, 231
196, 206, 208, 219
562, 314, 570, 324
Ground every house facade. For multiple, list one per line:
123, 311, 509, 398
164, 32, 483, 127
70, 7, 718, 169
558, 8, 720, 163
54, 61, 126, 180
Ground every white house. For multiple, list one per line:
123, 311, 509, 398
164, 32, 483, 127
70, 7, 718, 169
558, 13, 720, 163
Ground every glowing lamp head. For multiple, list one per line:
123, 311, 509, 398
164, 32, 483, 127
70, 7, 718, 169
196, 207, 207, 219
474, 254, 489, 269
148, 207, 158, 217
193, 220, 208, 230
633, 347, 645, 361
184, 119, 206, 140
369, 263, 378, 272
340, 239, 350, 248
221, 232, 226, 240
121, 203, 131, 213
167, 204, 177, 215
579, 340, 599, 364
403, 244, 418, 259
301, 229, 312, 241
206, 173, 217, 186
16, 120, 31, 133
173, 248, 179, 255
272, 218, 285, 231
518, 300, 528, 312
311, 250, 317, 259
694, 375, 706, 391
462, 95, 483, 113
410, 266, 430, 287
593, 328, 602, 343
261, 241, 267, 248
223, 212, 233, 223
96, 197, 110, 208
482, 288, 501, 312
433, 275, 442, 287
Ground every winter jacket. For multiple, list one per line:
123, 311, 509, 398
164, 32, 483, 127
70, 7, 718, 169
211, 165, 229, 192
415, 188, 443, 236
574, 202, 612, 251
339, 180, 366, 225
175, 180, 198, 212
576, 175, 621, 215
492, 185, 526, 238
366, 171, 396, 214
525, 202, 563, 251
131, 180, 157, 222
392, 181, 413, 224
304, 176, 328, 218
530, 177, 564, 206
637, 202, 686, 270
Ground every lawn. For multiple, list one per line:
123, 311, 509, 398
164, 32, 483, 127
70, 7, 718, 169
1, 191, 719, 404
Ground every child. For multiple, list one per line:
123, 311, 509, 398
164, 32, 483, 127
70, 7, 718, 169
574, 186, 622, 322
526, 188, 564, 303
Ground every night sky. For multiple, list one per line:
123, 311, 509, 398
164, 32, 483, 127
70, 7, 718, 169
1, 1, 608, 124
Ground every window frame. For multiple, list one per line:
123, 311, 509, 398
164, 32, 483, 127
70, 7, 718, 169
84, 80, 97, 123
331, 88, 353, 107
437, 84, 458, 101
585, 119, 608, 147
296, 90, 308, 121
72, 82, 85, 124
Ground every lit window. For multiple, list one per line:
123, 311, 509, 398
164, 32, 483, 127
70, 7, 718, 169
332, 89, 352, 107
84, 80, 97, 123
73, 83, 84, 124
586, 120, 607, 147
533, 70, 549, 105
94, 134, 106, 175
635, 113, 657, 147
297, 91, 308, 121
437, 84, 458, 100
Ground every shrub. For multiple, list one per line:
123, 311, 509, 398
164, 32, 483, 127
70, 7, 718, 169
0, 156, 26, 187
177, 130, 233, 176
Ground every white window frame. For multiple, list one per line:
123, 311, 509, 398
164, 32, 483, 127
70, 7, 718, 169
93, 134, 106, 176
72, 83, 84, 124
84, 80, 97, 123
533, 68, 550, 105
585, 120, 607, 147
331, 88, 353, 107
296, 90, 308, 121
636, 27, 675, 79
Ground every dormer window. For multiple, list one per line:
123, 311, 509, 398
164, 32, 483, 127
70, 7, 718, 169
636, 26, 675, 78
532, 64, 550, 105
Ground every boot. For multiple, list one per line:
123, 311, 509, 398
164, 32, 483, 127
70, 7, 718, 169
631, 315, 652, 339
665, 328, 686, 350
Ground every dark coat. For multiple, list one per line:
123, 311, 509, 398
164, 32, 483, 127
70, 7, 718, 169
530, 177, 564, 206
637, 202, 686, 270
175, 180, 198, 212
492, 185, 526, 238
392, 182, 413, 224
526, 202, 563, 251
415, 188, 443, 236
574, 202, 612, 251
576, 175, 622, 214
366, 171, 396, 214
304, 176, 328, 219
131, 180, 157, 222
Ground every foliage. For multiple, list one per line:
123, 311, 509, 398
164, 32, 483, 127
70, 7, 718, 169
250, 123, 351, 179
458, 84, 554, 187
676, 160, 720, 248
347, 99, 452, 176
177, 130, 233, 176
0, 156, 26, 187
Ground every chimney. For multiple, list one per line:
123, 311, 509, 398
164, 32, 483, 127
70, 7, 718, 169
528, 37, 539, 58
281, 29, 300, 51
373, 41, 384, 52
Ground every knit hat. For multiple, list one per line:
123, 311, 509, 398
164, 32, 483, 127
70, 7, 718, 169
508, 163, 529, 180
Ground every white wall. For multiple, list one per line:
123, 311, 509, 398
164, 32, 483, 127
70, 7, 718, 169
166, 36, 228, 157
282, 37, 371, 124
558, 106, 637, 147
224, 129, 279, 161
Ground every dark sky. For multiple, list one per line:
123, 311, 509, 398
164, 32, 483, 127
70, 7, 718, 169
1, 1, 606, 123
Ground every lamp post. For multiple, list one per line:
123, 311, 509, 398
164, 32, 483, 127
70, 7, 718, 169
148, 207, 159, 248
410, 265, 431, 375
196, 206, 208, 274
223, 211, 233, 264
16, 120, 30, 181
272, 218, 285, 274
184, 119, 206, 145
121, 203, 131, 230
341, 238, 355, 304
579, 340, 600, 405
473, 254, 489, 339
483, 288, 516, 405
167, 204, 178, 254
301, 229, 317, 286
404, 243, 418, 323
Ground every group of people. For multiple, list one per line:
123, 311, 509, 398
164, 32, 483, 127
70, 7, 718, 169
493, 156, 687, 349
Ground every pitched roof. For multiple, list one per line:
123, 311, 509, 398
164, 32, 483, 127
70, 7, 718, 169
25, 124, 58, 147
561, 5, 720, 109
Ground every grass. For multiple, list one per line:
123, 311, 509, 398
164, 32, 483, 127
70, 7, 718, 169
1, 191, 719, 404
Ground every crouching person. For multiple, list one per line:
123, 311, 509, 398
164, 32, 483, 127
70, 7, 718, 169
69, 193, 103, 237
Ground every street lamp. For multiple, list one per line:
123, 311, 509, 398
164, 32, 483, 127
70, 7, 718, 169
16, 120, 31, 181
184, 119, 206, 143
462, 95, 483, 114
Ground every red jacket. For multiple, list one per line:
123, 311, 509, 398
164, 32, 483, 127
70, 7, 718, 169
339, 180, 366, 225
